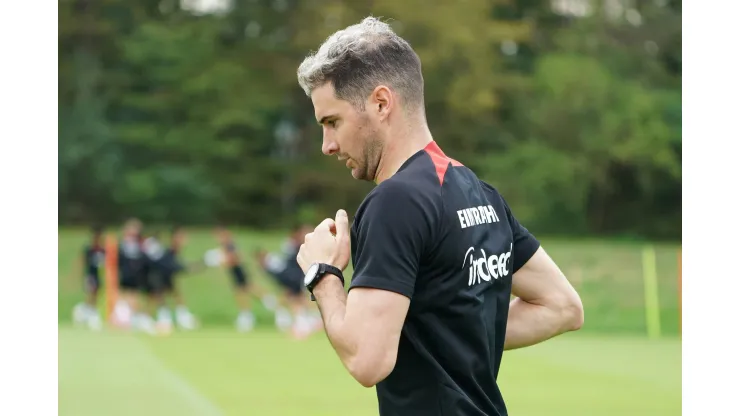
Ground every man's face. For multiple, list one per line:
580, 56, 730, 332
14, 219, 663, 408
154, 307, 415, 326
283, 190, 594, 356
311, 83, 383, 181
123, 222, 141, 239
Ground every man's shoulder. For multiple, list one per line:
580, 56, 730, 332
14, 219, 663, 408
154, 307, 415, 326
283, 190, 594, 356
376, 174, 429, 197
476, 178, 499, 193
476, 179, 518, 214
358, 174, 442, 217
475, 179, 505, 202
350, 180, 442, 243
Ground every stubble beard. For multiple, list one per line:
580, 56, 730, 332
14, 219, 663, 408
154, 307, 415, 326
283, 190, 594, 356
355, 131, 383, 182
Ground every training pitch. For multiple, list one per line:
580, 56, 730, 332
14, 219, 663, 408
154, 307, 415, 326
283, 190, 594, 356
58, 228, 681, 415
59, 327, 680, 415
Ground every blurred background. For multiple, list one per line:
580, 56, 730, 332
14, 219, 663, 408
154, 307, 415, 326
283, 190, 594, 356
58, 0, 682, 415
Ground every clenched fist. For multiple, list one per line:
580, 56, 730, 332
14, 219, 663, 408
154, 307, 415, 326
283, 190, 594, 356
297, 209, 351, 273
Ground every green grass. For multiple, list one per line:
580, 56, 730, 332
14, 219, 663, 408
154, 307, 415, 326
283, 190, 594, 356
59, 327, 680, 415
58, 228, 681, 415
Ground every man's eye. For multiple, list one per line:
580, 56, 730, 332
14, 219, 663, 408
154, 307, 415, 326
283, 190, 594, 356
328, 120, 337, 127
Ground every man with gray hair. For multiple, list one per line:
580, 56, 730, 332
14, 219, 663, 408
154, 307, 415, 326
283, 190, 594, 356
295, 17, 584, 415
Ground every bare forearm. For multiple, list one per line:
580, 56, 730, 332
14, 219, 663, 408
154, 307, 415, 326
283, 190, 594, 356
504, 297, 580, 350
313, 277, 357, 366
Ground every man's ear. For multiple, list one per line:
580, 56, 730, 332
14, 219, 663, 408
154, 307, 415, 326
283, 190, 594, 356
370, 85, 393, 121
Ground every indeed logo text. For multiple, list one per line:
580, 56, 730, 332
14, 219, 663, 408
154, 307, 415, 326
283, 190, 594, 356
462, 243, 512, 286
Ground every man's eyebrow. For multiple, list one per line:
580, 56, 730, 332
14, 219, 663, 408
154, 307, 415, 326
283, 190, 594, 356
318, 114, 338, 125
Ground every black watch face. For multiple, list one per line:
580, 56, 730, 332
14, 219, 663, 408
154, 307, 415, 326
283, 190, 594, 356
304, 263, 320, 287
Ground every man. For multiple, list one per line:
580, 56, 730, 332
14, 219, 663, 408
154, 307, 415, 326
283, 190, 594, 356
141, 229, 166, 320
112, 218, 143, 328
113, 218, 155, 334
214, 225, 272, 332
70, 225, 105, 330
151, 226, 200, 331
295, 17, 584, 416
142, 228, 200, 333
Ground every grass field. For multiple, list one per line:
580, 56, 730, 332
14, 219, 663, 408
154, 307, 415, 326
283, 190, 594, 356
59, 327, 680, 415
58, 228, 682, 415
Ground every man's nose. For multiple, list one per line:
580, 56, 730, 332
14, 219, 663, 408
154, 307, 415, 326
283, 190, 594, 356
322, 133, 338, 156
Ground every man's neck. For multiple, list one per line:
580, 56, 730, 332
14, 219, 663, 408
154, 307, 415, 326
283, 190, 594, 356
374, 122, 433, 184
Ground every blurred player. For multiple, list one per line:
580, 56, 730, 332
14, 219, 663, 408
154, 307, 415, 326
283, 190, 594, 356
112, 218, 155, 334
214, 226, 262, 332
254, 248, 299, 331
254, 223, 321, 337
70, 225, 105, 330
141, 229, 168, 331
150, 226, 201, 332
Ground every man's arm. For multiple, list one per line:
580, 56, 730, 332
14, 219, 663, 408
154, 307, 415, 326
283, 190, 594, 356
311, 279, 409, 387
490, 190, 584, 350
298, 182, 429, 387
505, 246, 584, 350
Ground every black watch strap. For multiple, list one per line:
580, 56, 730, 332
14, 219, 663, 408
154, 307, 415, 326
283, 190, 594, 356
308, 263, 345, 301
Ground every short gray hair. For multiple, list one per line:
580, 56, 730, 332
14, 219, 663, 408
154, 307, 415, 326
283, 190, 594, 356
297, 17, 424, 111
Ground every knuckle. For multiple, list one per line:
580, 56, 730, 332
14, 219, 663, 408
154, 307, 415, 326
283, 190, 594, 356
316, 218, 332, 229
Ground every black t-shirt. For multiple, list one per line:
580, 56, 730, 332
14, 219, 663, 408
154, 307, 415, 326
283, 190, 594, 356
280, 240, 304, 281
263, 242, 304, 287
349, 141, 540, 416
143, 237, 166, 262
118, 237, 145, 278
142, 237, 180, 278
263, 253, 292, 283
159, 248, 186, 277
84, 245, 105, 278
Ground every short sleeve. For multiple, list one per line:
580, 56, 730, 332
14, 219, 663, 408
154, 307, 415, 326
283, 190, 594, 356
349, 182, 434, 299
502, 199, 541, 273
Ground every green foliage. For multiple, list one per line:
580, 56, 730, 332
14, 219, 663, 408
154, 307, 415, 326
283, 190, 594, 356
58, 1, 681, 239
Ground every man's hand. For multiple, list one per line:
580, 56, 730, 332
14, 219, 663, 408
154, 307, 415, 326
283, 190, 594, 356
297, 209, 351, 272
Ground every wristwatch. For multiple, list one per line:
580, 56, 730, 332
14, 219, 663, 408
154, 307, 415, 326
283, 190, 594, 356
304, 262, 345, 301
